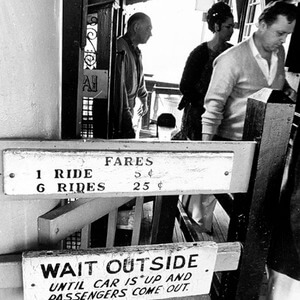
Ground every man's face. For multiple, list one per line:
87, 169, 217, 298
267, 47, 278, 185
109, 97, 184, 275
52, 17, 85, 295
136, 18, 152, 44
261, 15, 296, 52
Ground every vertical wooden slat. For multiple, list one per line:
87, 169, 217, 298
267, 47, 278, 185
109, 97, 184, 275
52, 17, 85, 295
131, 197, 144, 245
92, 3, 118, 139
106, 209, 118, 247
62, 0, 85, 138
151, 195, 179, 244
150, 196, 163, 244
80, 224, 91, 249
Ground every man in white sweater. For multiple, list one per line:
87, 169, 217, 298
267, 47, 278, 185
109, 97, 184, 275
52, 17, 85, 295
202, 0, 297, 142
202, 2, 298, 299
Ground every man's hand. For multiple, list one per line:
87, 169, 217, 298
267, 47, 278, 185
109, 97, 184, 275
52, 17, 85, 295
284, 87, 297, 102
137, 101, 148, 117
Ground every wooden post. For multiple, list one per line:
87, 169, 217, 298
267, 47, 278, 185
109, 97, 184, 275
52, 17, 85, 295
62, 0, 85, 139
220, 89, 295, 299
92, 1, 119, 139
151, 196, 179, 244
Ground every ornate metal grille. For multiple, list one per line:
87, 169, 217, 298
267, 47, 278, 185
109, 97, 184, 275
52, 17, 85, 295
81, 13, 99, 138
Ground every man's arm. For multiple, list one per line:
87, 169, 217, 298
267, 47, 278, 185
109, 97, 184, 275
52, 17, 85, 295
113, 47, 134, 137
201, 53, 236, 138
137, 74, 148, 116
137, 96, 148, 117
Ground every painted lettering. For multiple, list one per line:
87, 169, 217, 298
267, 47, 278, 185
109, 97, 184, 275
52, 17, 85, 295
57, 182, 105, 193
37, 183, 45, 193
49, 290, 127, 300
49, 281, 84, 292
104, 156, 153, 166
136, 257, 150, 272
124, 276, 138, 286
54, 169, 93, 179
149, 254, 198, 271
144, 275, 162, 284
173, 255, 185, 269
146, 157, 153, 166
136, 157, 143, 166
106, 259, 122, 274
166, 272, 192, 282
83, 74, 97, 92
106, 257, 150, 274
188, 254, 199, 268
150, 256, 164, 271
124, 157, 133, 165
132, 285, 163, 296
123, 258, 134, 273
40, 261, 97, 279
93, 278, 120, 288
167, 283, 190, 293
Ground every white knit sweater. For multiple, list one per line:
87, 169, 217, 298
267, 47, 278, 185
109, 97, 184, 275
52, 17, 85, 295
201, 37, 286, 140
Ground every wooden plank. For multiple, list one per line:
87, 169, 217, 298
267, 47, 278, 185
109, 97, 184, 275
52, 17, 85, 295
173, 218, 186, 243
38, 196, 134, 245
150, 196, 163, 244
224, 89, 295, 299
0, 139, 256, 201
62, 0, 84, 138
212, 201, 230, 243
106, 208, 118, 247
0, 242, 241, 289
177, 200, 213, 243
22, 242, 218, 300
131, 197, 144, 245
153, 195, 179, 244
80, 225, 91, 249
0, 255, 22, 289
214, 243, 241, 272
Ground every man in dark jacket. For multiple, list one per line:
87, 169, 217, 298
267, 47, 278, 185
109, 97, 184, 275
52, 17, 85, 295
113, 12, 152, 138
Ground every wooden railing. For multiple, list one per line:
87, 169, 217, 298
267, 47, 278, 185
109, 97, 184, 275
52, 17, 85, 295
0, 88, 296, 300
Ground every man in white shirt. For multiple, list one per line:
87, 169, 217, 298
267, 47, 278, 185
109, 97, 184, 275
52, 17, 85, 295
201, 2, 299, 299
201, 0, 296, 142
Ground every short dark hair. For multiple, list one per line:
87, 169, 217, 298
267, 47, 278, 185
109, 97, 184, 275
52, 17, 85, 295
207, 2, 233, 33
259, 1, 297, 25
127, 12, 150, 29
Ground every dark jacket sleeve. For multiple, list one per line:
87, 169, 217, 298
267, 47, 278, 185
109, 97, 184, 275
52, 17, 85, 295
113, 50, 134, 138
179, 43, 209, 102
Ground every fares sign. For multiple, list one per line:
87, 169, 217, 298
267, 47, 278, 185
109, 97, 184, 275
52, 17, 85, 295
22, 242, 218, 300
3, 150, 233, 196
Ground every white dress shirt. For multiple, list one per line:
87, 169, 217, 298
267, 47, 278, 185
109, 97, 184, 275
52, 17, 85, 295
249, 35, 278, 86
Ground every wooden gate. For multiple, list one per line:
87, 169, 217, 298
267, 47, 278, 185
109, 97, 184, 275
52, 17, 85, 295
0, 88, 295, 299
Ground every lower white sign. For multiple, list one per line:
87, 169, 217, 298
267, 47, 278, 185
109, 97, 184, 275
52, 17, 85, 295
23, 242, 218, 300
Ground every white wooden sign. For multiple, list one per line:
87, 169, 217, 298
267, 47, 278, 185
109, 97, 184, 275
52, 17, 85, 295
23, 242, 218, 300
3, 150, 233, 196
83, 69, 108, 98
